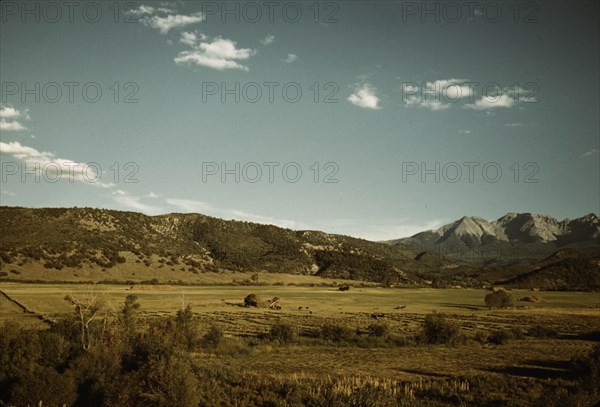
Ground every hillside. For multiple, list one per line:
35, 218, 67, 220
0, 206, 431, 285
1, 207, 597, 290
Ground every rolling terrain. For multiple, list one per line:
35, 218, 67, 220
0, 207, 598, 290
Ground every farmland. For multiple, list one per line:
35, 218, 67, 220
1, 282, 599, 405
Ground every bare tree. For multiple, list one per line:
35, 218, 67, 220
64, 290, 105, 351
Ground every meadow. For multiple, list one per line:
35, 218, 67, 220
1, 281, 599, 406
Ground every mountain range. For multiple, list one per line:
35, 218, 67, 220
389, 213, 599, 265
0, 207, 598, 290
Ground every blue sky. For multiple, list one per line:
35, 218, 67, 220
1, 1, 598, 240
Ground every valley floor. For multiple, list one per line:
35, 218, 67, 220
1, 282, 599, 406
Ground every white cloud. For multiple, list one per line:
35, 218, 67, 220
0, 118, 26, 131
0, 105, 28, 131
458, 129, 472, 134
579, 149, 599, 158
418, 99, 452, 111
145, 191, 159, 198
464, 94, 516, 110
282, 53, 298, 63
347, 84, 382, 110
175, 37, 256, 71
402, 83, 418, 93
179, 31, 207, 46
0, 106, 22, 119
261, 34, 275, 45
317, 218, 446, 241
132, 5, 155, 15
166, 198, 304, 229
140, 12, 205, 34
425, 79, 474, 100
504, 122, 523, 127
402, 79, 472, 111
111, 190, 163, 214
0, 141, 114, 188
1, 190, 16, 196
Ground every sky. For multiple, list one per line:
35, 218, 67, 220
0, 0, 598, 240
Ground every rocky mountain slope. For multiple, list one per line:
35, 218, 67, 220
391, 213, 599, 265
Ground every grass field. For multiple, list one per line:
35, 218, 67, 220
1, 281, 599, 405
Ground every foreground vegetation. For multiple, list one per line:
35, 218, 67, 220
1, 284, 599, 406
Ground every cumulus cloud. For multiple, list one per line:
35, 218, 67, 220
464, 93, 516, 110
0, 119, 26, 131
402, 79, 473, 111
140, 10, 205, 34
0, 105, 28, 131
282, 53, 298, 63
179, 31, 207, 46
175, 36, 256, 71
0, 141, 114, 188
132, 4, 155, 15
465, 85, 536, 111
261, 34, 275, 45
348, 84, 382, 110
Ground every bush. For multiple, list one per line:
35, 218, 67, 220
572, 344, 600, 397
488, 329, 513, 345
367, 323, 388, 338
484, 290, 514, 309
488, 327, 525, 345
10, 366, 78, 407
320, 324, 355, 342
528, 324, 558, 338
269, 322, 297, 343
422, 312, 461, 345
203, 325, 224, 347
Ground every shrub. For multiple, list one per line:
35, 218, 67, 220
422, 312, 461, 345
488, 329, 513, 345
320, 324, 355, 342
528, 324, 558, 338
269, 322, 297, 343
572, 344, 600, 397
484, 290, 514, 309
367, 323, 388, 338
10, 366, 77, 407
203, 325, 224, 347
